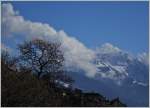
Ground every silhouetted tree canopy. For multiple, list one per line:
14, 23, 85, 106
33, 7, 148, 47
17, 39, 73, 85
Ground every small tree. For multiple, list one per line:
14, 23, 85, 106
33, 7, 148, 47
1, 50, 18, 70
1, 50, 10, 65
18, 39, 73, 85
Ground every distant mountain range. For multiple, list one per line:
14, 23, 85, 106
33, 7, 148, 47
69, 43, 149, 107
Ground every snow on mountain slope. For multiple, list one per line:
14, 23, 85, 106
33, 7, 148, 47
70, 43, 149, 107
95, 43, 149, 86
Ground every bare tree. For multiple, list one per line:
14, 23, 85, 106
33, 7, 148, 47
18, 39, 73, 85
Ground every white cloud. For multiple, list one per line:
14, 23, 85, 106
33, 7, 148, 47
2, 3, 97, 78
96, 43, 121, 54
2, 3, 57, 40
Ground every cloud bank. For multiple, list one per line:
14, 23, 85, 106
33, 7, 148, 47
2, 3, 97, 77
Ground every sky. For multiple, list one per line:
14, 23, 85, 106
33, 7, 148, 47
2, 1, 149, 54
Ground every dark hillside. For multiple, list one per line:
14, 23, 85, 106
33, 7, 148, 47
1, 61, 126, 107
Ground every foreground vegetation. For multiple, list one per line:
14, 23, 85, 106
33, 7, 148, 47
1, 61, 126, 107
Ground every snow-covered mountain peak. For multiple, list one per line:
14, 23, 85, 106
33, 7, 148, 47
94, 43, 149, 86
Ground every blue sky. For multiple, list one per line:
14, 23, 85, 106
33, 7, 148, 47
2, 1, 149, 54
